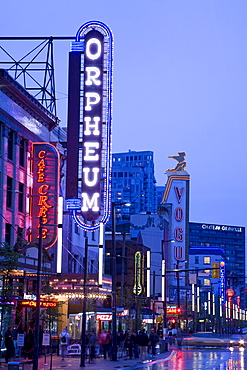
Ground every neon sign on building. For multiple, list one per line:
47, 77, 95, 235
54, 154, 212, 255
31, 143, 59, 249
66, 21, 113, 231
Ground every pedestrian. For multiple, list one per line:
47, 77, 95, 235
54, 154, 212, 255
131, 331, 139, 359
168, 330, 173, 346
88, 330, 97, 361
60, 327, 70, 360
12, 326, 19, 357
4, 326, 15, 363
148, 328, 159, 357
136, 329, 149, 362
124, 331, 133, 359
98, 329, 110, 359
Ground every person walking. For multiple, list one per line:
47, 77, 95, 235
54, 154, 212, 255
60, 327, 70, 360
148, 328, 159, 357
137, 329, 149, 363
88, 330, 97, 361
4, 326, 15, 363
98, 329, 110, 359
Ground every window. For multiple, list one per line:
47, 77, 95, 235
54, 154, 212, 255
18, 182, 24, 213
5, 223, 11, 245
7, 130, 14, 160
195, 256, 199, 264
204, 256, 211, 264
19, 138, 25, 167
203, 279, 211, 287
7, 176, 13, 208
74, 223, 80, 234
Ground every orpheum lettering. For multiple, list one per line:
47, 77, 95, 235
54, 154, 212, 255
81, 30, 104, 222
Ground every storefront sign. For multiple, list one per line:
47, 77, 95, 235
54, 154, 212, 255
21, 300, 57, 308
133, 251, 142, 295
32, 143, 59, 249
167, 305, 181, 315
220, 261, 226, 303
96, 314, 112, 321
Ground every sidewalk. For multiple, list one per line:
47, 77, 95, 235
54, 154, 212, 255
0, 347, 177, 370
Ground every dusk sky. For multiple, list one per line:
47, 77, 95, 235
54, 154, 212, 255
2, 1, 247, 232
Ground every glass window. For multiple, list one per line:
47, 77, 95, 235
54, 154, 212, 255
7, 176, 13, 208
204, 279, 211, 287
74, 223, 80, 234
195, 256, 199, 264
18, 182, 24, 213
5, 223, 11, 245
7, 130, 14, 161
204, 256, 211, 264
19, 138, 25, 167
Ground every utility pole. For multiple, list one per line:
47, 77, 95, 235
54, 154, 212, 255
80, 238, 88, 367
111, 202, 117, 361
33, 217, 42, 370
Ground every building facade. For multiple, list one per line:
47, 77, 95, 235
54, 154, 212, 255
111, 150, 157, 224
189, 222, 246, 307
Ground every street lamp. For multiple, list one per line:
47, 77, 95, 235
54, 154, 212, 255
161, 239, 174, 332
33, 217, 43, 370
111, 201, 131, 362
175, 259, 187, 329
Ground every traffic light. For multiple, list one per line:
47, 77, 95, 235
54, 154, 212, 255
212, 262, 220, 278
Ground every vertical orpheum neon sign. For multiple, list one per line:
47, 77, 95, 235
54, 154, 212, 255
66, 21, 113, 231
32, 143, 59, 249
81, 30, 103, 222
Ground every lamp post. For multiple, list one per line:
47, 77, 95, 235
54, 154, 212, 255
111, 201, 131, 361
33, 217, 43, 370
80, 238, 88, 367
111, 202, 117, 361
176, 259, 187, 329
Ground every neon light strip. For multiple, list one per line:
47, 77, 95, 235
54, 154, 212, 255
162, 175, 190, 203
56, 196, 63, 273
147, 251, 150, 298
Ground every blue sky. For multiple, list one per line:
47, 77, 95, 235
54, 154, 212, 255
2, 1, 247, 230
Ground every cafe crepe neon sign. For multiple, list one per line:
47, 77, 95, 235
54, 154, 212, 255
71, 21, 113, 231
32, 143, 59, 249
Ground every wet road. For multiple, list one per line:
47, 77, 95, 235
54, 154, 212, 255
138, 347, 247, 370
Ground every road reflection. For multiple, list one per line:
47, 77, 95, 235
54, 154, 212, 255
140, 348, 246, 370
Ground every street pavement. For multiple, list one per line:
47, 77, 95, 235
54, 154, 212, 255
0, 347, 177, 370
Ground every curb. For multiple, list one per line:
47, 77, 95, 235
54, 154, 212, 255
117, 350, 177, 370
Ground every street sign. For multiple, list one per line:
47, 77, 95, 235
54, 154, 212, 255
42, 333, 50, 346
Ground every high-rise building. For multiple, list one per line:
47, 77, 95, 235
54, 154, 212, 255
111, 150, 157, 224
189, 222, 245, 295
